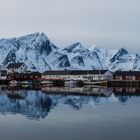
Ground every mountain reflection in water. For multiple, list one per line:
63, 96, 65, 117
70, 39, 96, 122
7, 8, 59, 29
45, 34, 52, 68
0, 86, 139, 120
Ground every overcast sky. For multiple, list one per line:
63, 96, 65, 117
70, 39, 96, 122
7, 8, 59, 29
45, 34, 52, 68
0, 0, 140, 52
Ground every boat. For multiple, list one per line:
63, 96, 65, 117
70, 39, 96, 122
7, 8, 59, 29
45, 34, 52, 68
40, 80, 53, 87
9, 80, 18, 87
21, 80, 33, 85
65, 80, 76, 87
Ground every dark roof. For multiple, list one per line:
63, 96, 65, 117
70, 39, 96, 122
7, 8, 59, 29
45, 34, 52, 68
8, 72, 41, 76
114, 71, 140, 76
43, 70, 108, 75
7, 63, 25, 69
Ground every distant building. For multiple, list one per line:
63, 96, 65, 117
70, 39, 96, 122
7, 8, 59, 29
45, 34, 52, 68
113, 71, 140, 81
7, 63, 28, 74
7, 72, 41, 81
42, 70, 113, 81
0, 65, 7, 80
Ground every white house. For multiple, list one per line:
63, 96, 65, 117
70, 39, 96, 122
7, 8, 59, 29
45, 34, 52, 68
7, 63, 28, 74
42, 70, 113, 81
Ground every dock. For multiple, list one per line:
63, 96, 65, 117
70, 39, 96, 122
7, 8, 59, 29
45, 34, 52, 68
84, 80, 108, 86
108, 80, 140, 87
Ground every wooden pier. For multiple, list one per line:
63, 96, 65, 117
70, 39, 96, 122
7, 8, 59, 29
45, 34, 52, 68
108, 80, 140, 87
84, 80, 108, 86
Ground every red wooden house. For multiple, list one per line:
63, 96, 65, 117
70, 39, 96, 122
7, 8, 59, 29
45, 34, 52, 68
113, 71, 140, 81
7, 72, 41, 81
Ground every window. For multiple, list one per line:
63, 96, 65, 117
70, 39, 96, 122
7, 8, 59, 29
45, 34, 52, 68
1, 71, 7, 77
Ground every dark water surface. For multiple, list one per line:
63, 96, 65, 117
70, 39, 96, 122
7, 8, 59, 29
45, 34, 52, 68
0, 86, 140, 140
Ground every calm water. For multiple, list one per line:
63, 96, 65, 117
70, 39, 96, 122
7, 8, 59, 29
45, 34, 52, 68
0, 86, 140, 140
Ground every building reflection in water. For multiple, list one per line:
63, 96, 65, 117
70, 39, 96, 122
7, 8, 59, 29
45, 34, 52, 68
0, 86, 139, 120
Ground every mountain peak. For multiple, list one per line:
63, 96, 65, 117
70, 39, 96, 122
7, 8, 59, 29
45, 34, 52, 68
110, 47, 129, 63
18, 32, 49, 42
89, 44, 97, 51
118, 47, 128, 54
38, 32, 49, 40
62, 42, 86, 53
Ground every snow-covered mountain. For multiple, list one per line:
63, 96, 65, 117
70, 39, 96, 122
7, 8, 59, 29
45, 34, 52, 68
0, 32, 139, 72
0, 33, 72, 72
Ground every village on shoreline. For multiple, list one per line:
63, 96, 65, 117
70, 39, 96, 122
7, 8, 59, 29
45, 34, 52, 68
0, 62, 139, 88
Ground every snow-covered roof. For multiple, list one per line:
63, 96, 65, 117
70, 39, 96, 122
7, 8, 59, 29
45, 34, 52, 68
7, 63, 25, 69
114, 71, 140, 76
